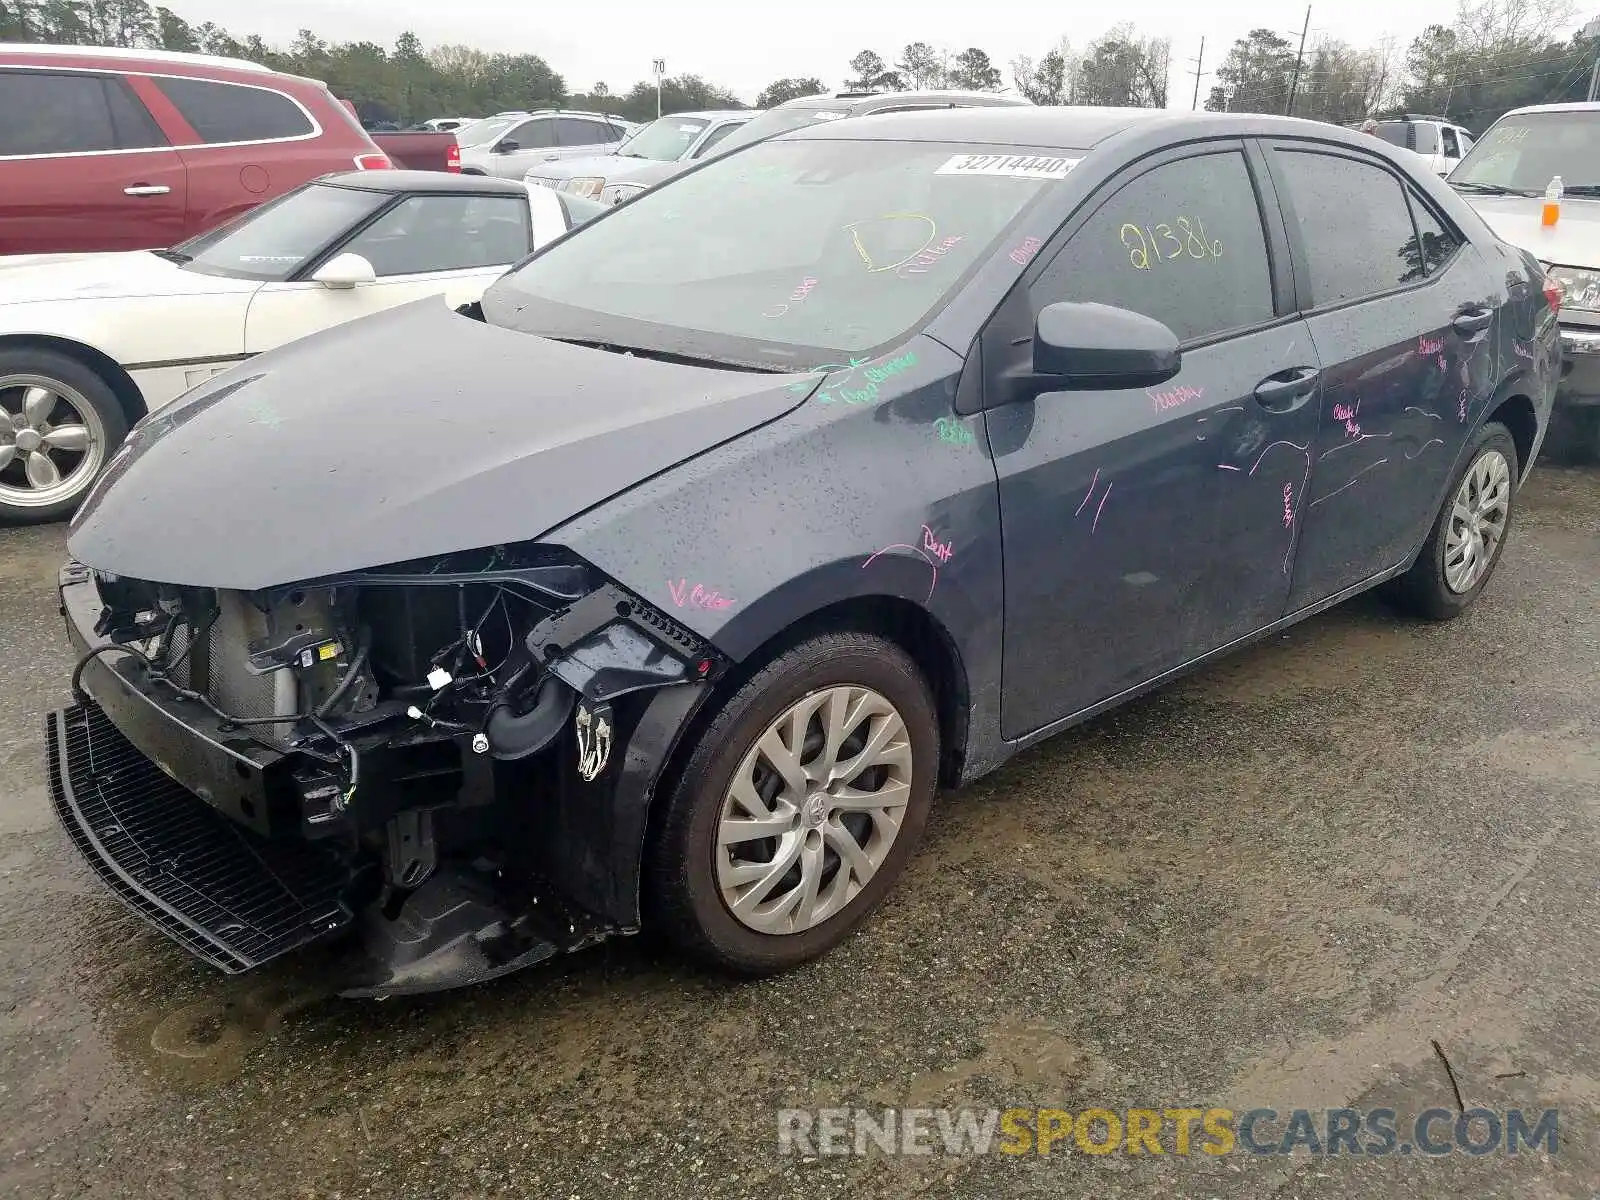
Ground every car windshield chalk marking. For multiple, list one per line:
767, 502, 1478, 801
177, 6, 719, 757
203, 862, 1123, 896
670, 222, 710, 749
763, 275, 819, 319
896, 236, 964, 279
847, 213, 938, 274
1121, 217, 1220, 270
934, 153, 1079, 180
1406, 438, 1446, 460
1310, 458, 1391, 507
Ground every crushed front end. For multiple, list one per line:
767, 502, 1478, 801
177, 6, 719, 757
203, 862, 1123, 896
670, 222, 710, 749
47, 547, 722, 996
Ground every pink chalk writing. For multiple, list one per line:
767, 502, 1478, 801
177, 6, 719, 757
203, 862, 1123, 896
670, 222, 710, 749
921, 525, 954, 563
666, 579, 735, 610
762, 276, 818, 318
862, 540, 941, 602
1075, 467, 1101, 516
1148, 383, 1204, 413
1417, 335, 1445, 356
897, 236, 964, 278
1092, 482, 1113, 534
1332, 398, 1361, 438
1008, 236, 1043, 266
1512, 341, 1534, 360
1282, 482, 1295, 528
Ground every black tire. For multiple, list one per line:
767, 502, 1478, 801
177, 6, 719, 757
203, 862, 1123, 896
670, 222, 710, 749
645, 632, 939, 974
0, 347, 128, 525
1385, 421, 1519, 621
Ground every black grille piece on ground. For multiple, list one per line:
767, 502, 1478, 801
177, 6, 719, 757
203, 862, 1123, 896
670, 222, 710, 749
47, 702, 355, 973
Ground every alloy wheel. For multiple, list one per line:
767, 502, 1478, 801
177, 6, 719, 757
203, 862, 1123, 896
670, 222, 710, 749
715, 684, 914, 935
1443, 448, 1512, 594
0, 374, 107, 511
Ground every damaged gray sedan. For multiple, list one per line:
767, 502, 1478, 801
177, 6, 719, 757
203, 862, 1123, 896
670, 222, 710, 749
47, 106, 1554, 995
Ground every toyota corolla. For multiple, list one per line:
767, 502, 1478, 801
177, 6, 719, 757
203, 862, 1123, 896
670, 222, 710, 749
48, 107, 1558, 996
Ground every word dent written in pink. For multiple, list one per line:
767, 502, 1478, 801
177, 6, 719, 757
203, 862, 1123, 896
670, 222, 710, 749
897, 236, 964, 278
1282, 482, 1295, 528
1008, 236, 1043, 266
1417, 335, 1445, 356
1148, 383, 1204, 413
921, 525, 954, 563
666, 579, 735, 610
1332, 398, 1361, 437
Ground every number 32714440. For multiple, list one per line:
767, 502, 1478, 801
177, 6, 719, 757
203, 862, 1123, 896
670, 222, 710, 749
1120, 217, 1222, 270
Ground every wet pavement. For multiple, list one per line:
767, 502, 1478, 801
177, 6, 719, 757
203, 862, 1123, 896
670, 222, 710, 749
1, 466, 1596, 1200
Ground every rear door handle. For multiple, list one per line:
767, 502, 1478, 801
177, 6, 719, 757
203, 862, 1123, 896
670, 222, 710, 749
1253, 366, 1320, 413
123, 184, 171, 196
1452, 309, 1493, 336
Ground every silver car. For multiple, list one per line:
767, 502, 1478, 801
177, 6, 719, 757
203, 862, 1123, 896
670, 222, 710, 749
1452, 101, 1600, 458
560, 89, 1032, 205
457, 110, 635, 180
524, 110, 754, 202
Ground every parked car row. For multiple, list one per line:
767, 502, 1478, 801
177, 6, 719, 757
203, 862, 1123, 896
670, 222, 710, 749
29, 103, 1563, 1001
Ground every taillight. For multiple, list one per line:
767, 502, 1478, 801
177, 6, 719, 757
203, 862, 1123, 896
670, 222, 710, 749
1543, 272, 1564, 313
354, 153, 392, 171
446, 143, 461, 173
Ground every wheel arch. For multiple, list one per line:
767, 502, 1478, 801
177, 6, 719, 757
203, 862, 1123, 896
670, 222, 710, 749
1485, 391, 1538, 477
0, 333, 147, 429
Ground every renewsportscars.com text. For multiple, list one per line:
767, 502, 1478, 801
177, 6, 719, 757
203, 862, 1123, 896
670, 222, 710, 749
777, 1106, 1560, 1158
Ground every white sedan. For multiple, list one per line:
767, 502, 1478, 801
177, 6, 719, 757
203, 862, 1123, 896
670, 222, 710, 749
0, 170, 604, 523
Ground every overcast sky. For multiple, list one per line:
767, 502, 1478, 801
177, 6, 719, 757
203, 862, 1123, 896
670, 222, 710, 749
173, 0, 1476, 105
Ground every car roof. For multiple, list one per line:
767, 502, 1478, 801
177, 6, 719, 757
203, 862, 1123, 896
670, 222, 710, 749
320, 170, 528, 195
0, 42, 314, 83
1497, 101, 1600, 118
652, 110, 751, 121
775, 89, 1028, 113
790, 105, 1392, 150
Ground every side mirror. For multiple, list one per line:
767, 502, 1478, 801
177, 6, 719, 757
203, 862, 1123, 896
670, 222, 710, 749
1026, 301, 1181, 392
311, 252, 376, 289
495, 139, 520, 153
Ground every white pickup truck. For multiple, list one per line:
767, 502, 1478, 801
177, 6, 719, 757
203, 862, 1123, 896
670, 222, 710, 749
1449, 101, 1600, 461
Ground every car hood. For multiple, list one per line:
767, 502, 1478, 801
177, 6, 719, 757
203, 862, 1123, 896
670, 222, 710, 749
601, 159, 687, 188
1461, 193, 1600, 264
68, 299, 810, 590
526, 152, 637, 181
0, 250, 251, 307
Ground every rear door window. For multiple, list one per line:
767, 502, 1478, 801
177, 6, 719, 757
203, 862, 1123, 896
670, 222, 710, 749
1412, 123, 1439, 155
152, 77, 314, 143
1033, 149, 1275, 343
0, 71, 164, 155
1441, 127, 1460, 157
556, 118, 614, 146
505, 118, 556, 149
1272, 149, 1419, 303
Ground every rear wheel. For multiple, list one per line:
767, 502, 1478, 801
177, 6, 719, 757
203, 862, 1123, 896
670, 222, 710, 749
646, 632, 939, 974
0, 349, 127, 525
1385, 421, 1518, 620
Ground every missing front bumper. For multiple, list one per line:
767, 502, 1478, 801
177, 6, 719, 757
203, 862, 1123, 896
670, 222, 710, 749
46, 702, 355, 973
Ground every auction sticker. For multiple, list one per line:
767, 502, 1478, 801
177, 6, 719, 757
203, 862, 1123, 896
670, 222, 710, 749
935, 153, 1080, 179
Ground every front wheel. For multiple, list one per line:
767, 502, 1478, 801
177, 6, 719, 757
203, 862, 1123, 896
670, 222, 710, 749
1385, 421, 1519, 620
646, 632, 939, 974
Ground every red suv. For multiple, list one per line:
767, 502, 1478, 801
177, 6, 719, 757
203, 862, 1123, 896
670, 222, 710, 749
0, 45, 391, 256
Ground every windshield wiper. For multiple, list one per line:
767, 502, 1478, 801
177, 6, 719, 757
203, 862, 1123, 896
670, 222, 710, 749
544, 336, 785, 373
1560, 184, 1600, 197
1450, 181, 1537, 196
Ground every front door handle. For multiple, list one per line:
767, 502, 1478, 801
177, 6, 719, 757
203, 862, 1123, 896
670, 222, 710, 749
1253, 366, 1320, 413
123, 184, 171, 196
1452, 309, 1493, 336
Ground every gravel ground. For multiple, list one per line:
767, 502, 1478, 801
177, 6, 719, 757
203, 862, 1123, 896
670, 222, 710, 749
1, 465, 1596, 1200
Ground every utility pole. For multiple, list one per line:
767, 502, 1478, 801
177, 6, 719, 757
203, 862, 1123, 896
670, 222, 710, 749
1286, 5, 1311, 116
1585, 17, 1600, 101
1189, 37, 1206, 109
652, 58, 665, 117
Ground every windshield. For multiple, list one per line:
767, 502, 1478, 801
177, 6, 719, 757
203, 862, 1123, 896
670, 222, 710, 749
713, 105, 852, 155
485, 138, 1068, 369
1451, 111, 1600, 191
618, 115, 711, 160
456, 116, 521, 147
173, 183, 388, 281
